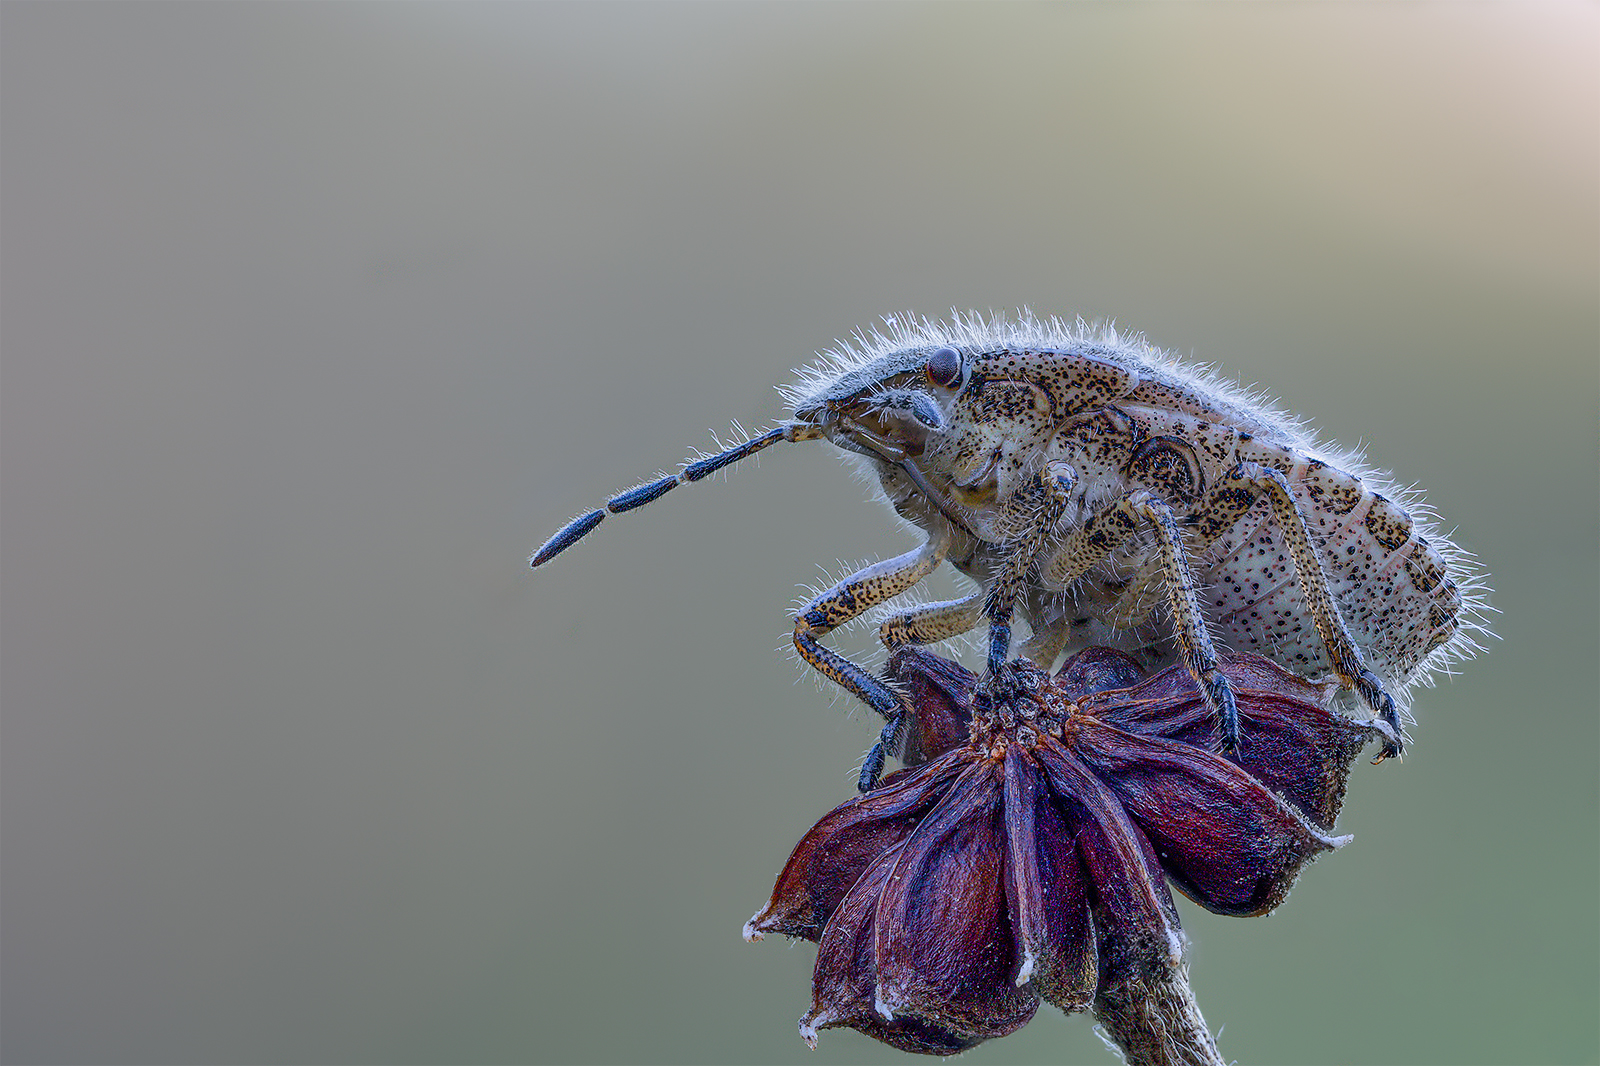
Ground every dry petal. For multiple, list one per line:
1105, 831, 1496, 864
1034, 738, 1186, 975
745, 751, 969, 942
802, 847, 984, 1054
1083, 654, 1377, 830
887, 646, 977, 766
1002, 744, 1096, 1012
1055, 646, 1149, 700
1073, 719, 1347, 916
872, 762, 1039, 1042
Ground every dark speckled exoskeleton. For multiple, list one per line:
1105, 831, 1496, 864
532, 312, 1490, 790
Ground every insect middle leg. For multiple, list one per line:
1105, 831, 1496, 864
983, 461, 1079, 678
1039, 489, 1243, 752
793, 527, 953, 791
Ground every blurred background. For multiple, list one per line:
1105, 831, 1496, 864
2, 4, 1595, 1064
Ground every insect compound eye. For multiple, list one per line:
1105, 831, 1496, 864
925, 346, 964, 389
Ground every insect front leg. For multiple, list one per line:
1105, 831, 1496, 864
1040, 490, 1242, 752
1179, 463, 1406, 759
793, 527, 952, 792
983, 461, 1077, 678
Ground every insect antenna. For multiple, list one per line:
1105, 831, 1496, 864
530, 424, 810, 567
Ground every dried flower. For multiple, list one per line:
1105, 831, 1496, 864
746, 647, 1379, 1056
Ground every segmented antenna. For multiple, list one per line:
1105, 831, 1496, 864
530, 425, 800, 567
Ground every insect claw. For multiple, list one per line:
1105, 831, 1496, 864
1354, 668, 1405, 761
1207, 672, 1242, 754
1370, 722, 1408, 763
858, 740, 887, 793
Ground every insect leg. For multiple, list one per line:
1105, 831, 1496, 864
1191, 464, 1405, 759
1015, 615, 1074, 674
1040, 490, 1242, 752
860, 714, 906, 796
876, 588, 986, 649
530, 424, 822, 567
793, 528, 952, 791
983, 462, 1077, 677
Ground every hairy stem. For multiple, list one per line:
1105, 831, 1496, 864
1092, 956, 1224, 1066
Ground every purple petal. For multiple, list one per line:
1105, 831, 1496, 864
887, 646, 978, 766
1073, 719, 1347, 916
802, 847, 996, 1055
746, 751, 971, 942
1083, 653, 1377, 830
1002, 744, 1096, 1012
1215, 659, 1375, 829
1033, 739, 1186, 974
872, 761, 1039, 1041
806, 838, 1017, 1056
1055, 646, 1147, 700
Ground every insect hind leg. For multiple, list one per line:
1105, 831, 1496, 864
1191, 463, 1406, 760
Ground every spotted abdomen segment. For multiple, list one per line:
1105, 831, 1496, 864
1208, 441, 1461, 694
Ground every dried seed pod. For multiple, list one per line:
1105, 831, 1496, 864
746, 648, 1379, 1057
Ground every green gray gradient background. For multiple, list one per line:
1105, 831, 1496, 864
3, 4, 1595, 1064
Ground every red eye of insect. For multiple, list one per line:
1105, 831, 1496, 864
926, 346, 963, 388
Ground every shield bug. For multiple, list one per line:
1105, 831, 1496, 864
531, 311, 1490, 789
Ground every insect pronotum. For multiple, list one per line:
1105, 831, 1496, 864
532, 312, 1490, 791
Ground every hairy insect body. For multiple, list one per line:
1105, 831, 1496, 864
1023, 413, 1456, 699
532, 312, 1487, 789
862, 360, 1459, 674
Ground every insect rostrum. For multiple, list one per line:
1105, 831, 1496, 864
532, 311, 1489, 788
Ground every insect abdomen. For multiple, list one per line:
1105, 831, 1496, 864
1217, 438, 1462, 694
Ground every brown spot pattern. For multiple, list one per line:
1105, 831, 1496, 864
1362, 495, 1414, 553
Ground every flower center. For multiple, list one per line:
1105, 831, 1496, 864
968, 658, 1077, 755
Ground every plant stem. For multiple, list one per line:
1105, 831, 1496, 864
1092, 955, 1224, 1066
